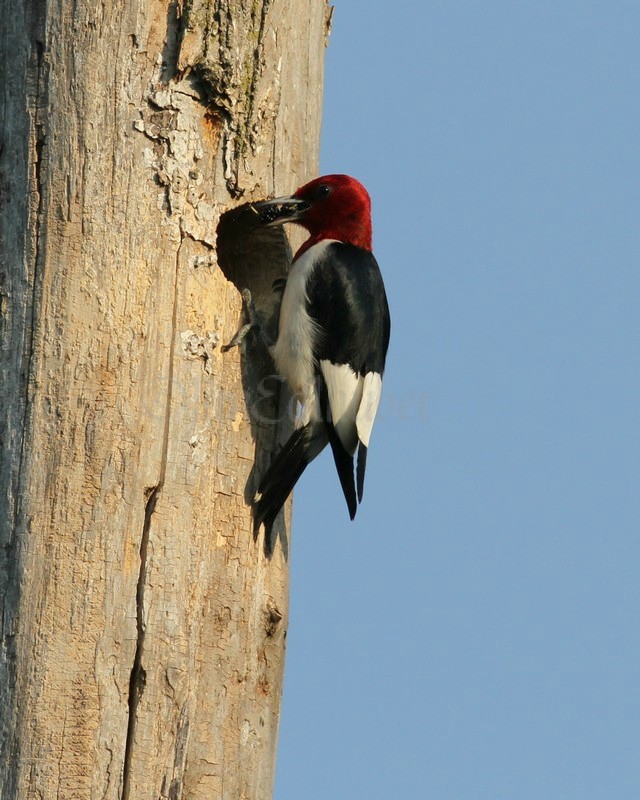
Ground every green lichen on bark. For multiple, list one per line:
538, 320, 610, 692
177, 0, 274, 195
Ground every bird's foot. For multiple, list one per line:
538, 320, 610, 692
222, 288, 273, 351
222, 289, 259, 351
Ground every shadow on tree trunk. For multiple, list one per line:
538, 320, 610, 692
217, 204, 294, 558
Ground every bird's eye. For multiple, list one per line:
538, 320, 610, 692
316, 184, 331, 198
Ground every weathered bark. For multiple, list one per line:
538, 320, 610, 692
0, 1, 328, 797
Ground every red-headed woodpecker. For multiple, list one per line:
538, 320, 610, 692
232, 174, 391, 536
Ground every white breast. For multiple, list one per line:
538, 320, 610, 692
271, 241, 337, 418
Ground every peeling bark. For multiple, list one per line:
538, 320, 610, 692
0, 1, 328, 797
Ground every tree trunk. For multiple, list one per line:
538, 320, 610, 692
0, 1, 328, 797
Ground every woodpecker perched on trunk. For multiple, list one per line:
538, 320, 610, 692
229, 174, 390, 537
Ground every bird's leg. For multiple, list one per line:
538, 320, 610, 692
222, 288, 273, 352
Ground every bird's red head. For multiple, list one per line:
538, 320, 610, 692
256, 174, 373, 255
292, 174, 372, 252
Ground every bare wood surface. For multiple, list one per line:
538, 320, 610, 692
0, 1, 329, 797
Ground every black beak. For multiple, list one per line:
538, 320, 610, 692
252, 195, 310, 227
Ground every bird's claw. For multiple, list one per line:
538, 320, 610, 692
222, 289, 260, 351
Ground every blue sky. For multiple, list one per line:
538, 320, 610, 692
275, 3, 640, 798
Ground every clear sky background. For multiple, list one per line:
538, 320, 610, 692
275, 3, 639, 798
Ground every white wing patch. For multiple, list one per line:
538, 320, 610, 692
320, 362, 382, 454
356, 372, 383, 447
320, 361, 363, 454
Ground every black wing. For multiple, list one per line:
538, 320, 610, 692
305, 241, 390, 376
305, 242, 391, 515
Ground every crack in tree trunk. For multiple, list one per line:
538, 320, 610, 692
120, 482, 154, 800
12, 39, 46, 532
121, 239, 183, 799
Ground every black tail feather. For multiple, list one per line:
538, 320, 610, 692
328, 437, 357, 519
318, 378, 358, 519
253, 424, 327, 538
356, 442, 367, 503
253, 428, 309, 535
